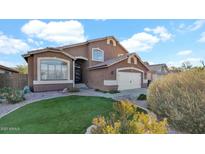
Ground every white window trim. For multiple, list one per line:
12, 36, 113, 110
33, 80, 73, 85
107, 38, 116, 46
75, 56, 88, 61
34, 57, 73, 85
118, 54, 124, 57
92, 48, 104, 62
128, 56, 137, 65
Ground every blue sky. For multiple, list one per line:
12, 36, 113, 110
0, 19, 204, 67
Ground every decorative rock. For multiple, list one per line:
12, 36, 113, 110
85, 125, 96, 134
62, 88, 68, 93
0, 98, 7, 104
23, 86, 31, 94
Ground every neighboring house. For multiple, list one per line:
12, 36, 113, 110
148, 64, 169, 81
22, 36, 150, 92
0, 65, 19, 74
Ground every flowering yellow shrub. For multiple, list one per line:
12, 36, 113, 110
128, 113, 167, 134
91, 100, 168, 134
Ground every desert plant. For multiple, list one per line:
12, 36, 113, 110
0, 87, 24, 104
95, 89, 107, 93
108, 90, 120, 94
91, 100, 168, 134
147, 69, 205, 133
15, 64, 28, 74
137, 94, 147, 100
68, 87, 80, 92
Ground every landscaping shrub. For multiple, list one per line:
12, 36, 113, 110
91, 100, 168, 134
95, 89, 107, 93
108, 90, 120, 94
68, 87, 80, 92
0, 96, 4, 103
0, 87, 24, 104
147, 69, 205, 133
95, 89, 120, 94
137, 94, 147, 100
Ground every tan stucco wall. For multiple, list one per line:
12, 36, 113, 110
87, 56, 149, 91
0, 69, 5, 74
87, 39, 127, 67
63, 45, 88, 58
33, 83, 73, 92
28, 51, 73, 91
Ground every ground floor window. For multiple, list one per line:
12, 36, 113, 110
40, 59, 68, 80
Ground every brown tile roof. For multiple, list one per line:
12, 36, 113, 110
0, 65, 19, 73
148, 64, 169, 74
88, 53, 150, 71
88, 54, 131, 69
22, 36, 129, 59
22, 36, 150, 71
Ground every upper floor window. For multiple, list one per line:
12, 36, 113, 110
40, 59, 68, 80
92, 48, 104, 62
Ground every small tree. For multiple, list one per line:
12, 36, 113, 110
169, 66, 182, 73
200, 60, 205, 68
15, 64, 28, 74
181, 61, 192, 70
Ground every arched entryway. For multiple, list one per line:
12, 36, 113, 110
74, 57, 87, 84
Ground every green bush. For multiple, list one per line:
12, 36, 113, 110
108, 90, 120, 94
91, 100, 168, 134
137, 94, 147, 100
68, 87, 80, 92
0, 87, 24, 104
95, 89, 107, 93
147, 69, 205, 133
95, 89, 120, 94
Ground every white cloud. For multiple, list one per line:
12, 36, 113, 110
178, 20, 205, 32
168, 58, 202, 67
177, 50, 192, 56
180, 58, 202, 66
120, 32, 160, 52
0, 60, 23, 67
187, 20, 205, 31
0, 32, 29, 54
178, 23, 186, 29
27, 38, 44, 46
121, 26, 172, 52
21, 20, 86, 44
198, 32, 205, 43
144, 26, 173, 41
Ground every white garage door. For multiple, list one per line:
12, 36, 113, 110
118, 72, 141, 90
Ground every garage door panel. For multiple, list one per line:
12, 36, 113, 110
118, 72, 141, 90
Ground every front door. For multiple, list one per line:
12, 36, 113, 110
75, 62, 82, 83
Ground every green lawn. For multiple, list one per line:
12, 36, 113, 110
0, 96, 114, 134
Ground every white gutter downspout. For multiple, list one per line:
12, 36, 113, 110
73, 60, 75, 88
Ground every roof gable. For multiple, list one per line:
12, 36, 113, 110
88, 53, 150, 71
149, 64, 169, 74
0, 65, 19, 73
22, 36, 129, 59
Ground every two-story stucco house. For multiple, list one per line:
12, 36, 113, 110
22, 36, 151, 92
